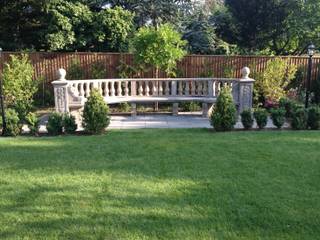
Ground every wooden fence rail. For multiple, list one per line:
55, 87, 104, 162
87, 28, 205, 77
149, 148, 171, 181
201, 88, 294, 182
0, 52, 320, 104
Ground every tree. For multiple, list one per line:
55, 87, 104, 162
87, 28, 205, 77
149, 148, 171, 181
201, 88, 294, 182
213, 0, 299, 54
131, 23, 187, 77
0, 0, 134, 52
104, 0, 193, 28
183, 12, 230, 55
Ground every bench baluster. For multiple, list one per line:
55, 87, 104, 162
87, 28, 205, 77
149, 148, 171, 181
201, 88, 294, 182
152, 81, 157, 96
111, 81, 115, 97
158, 81, 163, 96
191, 81, 196, 95
124, 81, 129, 96
197, 81, 203, 96
178, 81, 183, 96
165, 81, 170, 96
85, 82, 90, 97
103, 82, 109, 97
117, 81, 122, 96
138, 81, 143, 96
185, 81, 190, 96
79, 83, 84, 97
145, 81, 150, 96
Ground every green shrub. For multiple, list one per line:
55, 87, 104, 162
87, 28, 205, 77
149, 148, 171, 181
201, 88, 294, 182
254, 108, 268, 129
210, 87, 237, 131
0, 108, 21, 136
270, 108, 286, 129
240, 109, 254, 130
82, 89, 110, 134
2, 54, 38, 121
63, 114, 77, 134
46, 112, 64, 135
91, 61, 106, 79
68, 58, 85, 80
307, 106, 320, 130
291, 107, 308, 130
118, 102, 131, 112
181, 102, 201, 112
25, 112, 40, 135
279, 98, 296, 118
254, 58, 297, 103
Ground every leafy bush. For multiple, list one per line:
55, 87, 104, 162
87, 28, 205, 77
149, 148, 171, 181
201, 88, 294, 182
279, 98, 296, 118
0, 108, 21, 136
91, 61, 106, 79
63, 114, 77, 134
210, 87, 237, 131
82, 89, 110, 134
254, 58, 297, 103
307, 106, 320, 130
240, 109, 254, 130
68, 58, 85, 80
46, 112, 64, 135
25, 112, 40, 135
254, 108, 268, 129
270, 108, 286, 129
119, 102, 131, 112
2, 54, 38, 121
181, 102, 201, 112
291, 107, 308, 130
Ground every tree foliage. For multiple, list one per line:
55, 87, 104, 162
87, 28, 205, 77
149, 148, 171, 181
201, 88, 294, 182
131, 24, 187, 76
2, 54, 38, 121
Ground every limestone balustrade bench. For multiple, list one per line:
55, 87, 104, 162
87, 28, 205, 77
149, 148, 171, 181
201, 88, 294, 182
52, 67, 255, 117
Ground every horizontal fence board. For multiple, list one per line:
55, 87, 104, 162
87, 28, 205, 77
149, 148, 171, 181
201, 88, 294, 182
0, 52, 319, 105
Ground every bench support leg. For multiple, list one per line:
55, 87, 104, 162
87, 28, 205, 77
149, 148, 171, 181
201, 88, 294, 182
202, 103, 213, 118
131, 103, 137, 117
172, 103, 179, 116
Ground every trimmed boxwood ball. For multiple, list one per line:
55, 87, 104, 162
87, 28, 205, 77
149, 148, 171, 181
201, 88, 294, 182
240, 109, 254, 130
0, 108, 21, 136
82, 89, 110, 134
291, 107, 308, 130
63, 113, 77, 134
210, 87, 236, 131
46, 112, 64, 135
270, 108, 286, 129
254, 108, 268, 129
307, 106, 320, 130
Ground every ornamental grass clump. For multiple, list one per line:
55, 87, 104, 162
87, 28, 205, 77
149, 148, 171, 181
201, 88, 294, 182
240, 109, 254, 130
307, 106, 320, 130
253, 108, 268, 129
270, 108, 286, 129
210, 87, 236, 131
82, 89, 110, 134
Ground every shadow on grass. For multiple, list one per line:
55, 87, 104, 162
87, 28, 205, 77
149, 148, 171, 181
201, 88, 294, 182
0, 130, 319, 239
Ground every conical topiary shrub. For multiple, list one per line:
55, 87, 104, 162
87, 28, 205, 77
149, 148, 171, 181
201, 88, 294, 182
210, 87, 237, 131
82, 89, 110, 134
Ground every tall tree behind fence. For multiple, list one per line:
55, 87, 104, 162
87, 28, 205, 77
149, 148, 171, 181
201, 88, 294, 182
0, 52, 319, 104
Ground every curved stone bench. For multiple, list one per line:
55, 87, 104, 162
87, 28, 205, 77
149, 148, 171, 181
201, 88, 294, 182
52, 67, 254, 117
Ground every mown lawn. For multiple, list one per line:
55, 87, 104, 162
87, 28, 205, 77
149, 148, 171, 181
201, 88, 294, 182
0, 129, 319, 240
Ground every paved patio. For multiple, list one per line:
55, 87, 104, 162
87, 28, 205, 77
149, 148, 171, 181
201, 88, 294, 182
31, 112, 288, 133
108, 113, 286, 129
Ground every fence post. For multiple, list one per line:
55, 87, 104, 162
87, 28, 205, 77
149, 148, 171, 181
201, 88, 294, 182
237, 67, 255, 113
52, 68, 69, 113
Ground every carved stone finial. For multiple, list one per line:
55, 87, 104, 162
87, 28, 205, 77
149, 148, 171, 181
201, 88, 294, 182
57, 68, 67, 81
241, 67, 250, 79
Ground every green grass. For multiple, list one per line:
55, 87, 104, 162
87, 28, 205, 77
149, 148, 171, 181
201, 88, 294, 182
0, 129, 319, 240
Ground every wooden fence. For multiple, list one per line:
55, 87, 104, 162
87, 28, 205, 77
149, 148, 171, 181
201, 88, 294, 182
1, 52, 320, 104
